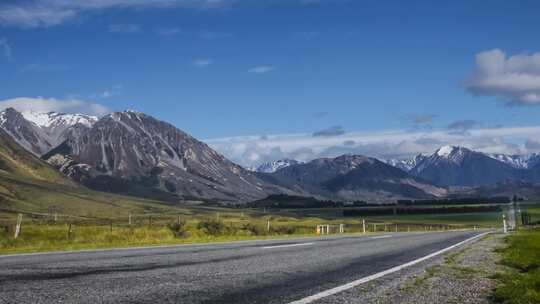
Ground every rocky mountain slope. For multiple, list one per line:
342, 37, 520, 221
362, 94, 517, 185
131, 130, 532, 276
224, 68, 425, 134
409, 146, 526, 187
0, 128, 69, 184
488, 153, 540, 169
262, 154, 446, 202
0, 108, 96, 156
43, 110, 286, 202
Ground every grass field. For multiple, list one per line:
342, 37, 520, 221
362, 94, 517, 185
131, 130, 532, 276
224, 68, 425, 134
279, 207, 504, 227
494, 227, 540, 304
0, 168, 516, 255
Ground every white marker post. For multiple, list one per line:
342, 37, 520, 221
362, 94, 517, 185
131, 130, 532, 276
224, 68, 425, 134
14, 213, 22, 239
503, 214, 508, 234
362, 219, 366, 234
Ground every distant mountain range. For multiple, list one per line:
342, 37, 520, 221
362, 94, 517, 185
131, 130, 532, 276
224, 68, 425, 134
1, 107, 539, 203
386, 145, 540, 187
256, 155, 447, 202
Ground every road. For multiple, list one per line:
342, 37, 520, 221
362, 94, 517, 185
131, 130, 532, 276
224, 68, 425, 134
0, 231, 486, 304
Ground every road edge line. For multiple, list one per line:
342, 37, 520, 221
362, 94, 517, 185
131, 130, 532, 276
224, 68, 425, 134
288, 231, 491, 304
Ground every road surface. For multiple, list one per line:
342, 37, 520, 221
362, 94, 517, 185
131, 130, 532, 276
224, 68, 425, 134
0, 231, 485, 304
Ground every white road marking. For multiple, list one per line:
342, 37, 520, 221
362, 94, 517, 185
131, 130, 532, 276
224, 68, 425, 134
370, 235, 393, 240
262, 242, 315, 249
288, 232, 490, 304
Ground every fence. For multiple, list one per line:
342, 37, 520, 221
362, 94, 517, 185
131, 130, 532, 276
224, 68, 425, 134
0, 206, 488, 245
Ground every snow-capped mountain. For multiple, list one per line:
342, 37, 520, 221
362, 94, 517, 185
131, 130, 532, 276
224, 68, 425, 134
0, 108, 97, 155
264, 154, 447, 202
255, 159, 302, 173
488, 153, 540, 169
43, 110, 288, 202
384, 154, 427, 172
410, 145, 525, 187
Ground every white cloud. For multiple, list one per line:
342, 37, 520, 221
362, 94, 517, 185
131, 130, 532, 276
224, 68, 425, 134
0, 97, 110, 116
192, 58, 213, 67
466, 49, 540, 105
248, 66, 275, 74
0, 38, 12, 61
0, 0, 236, 28
205, 126, 540, 167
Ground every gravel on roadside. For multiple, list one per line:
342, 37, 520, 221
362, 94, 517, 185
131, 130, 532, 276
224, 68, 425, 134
316, 233, 506, 304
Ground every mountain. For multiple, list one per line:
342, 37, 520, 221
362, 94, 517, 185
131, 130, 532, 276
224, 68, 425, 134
263, 154, 446, 202
0, 126, 199, 218
385, 154, 427, 172
488, 153, 540, 169
0, 108, 97, 156
43, 110, 285, 202
254, 159, 302, 173
410, 145, 526, 187
0, 127, 68, 184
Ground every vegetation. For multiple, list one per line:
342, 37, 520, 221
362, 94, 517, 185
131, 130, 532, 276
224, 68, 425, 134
343, 205, 502, 216
493, 228, 540, 304
397, 197, 511, 205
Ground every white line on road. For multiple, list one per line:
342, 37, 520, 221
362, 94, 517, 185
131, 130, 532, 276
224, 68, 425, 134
289, 232, 490, 304
370, 235, 393, 240
262, 243, 314, 249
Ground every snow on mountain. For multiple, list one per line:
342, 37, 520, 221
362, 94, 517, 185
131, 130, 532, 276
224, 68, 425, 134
488, 153, 540, 169
410, 145, 524, 187
0, 108, 98, 156
255, 159, 302, 173
266, 154, 447, 201
43, 110, 289, 202
384, 154, 427, 172
22, 111, 97, 129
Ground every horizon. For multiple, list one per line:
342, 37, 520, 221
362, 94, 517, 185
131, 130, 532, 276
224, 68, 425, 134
2, 0, 540, 166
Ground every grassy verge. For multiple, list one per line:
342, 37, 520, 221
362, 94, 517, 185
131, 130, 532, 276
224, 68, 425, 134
0, 223, 321, 254
0, 213, 477, 254
493, 228, 540, 303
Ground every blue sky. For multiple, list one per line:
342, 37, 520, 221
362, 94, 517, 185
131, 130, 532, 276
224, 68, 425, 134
1, 0, 540, 166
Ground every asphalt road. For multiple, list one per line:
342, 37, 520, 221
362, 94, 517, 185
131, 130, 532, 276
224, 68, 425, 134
0, 231, 484, 304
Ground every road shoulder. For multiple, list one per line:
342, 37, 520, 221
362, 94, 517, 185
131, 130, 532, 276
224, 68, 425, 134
317, 232, 505, 304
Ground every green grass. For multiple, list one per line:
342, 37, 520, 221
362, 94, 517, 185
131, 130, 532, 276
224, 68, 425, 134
282, 207, 502, 227
493, 228, 540, 304
0, 222, 323, 254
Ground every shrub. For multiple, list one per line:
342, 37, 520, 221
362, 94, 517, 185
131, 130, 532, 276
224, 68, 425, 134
243, 223, 267, 236
197, 219, 227, 236
167, 219, 188, 238
271, 225, 296, 235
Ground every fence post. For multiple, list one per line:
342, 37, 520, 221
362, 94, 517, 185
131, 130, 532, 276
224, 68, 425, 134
67, 223, 73, 240
362, 219, 366, 234
503, 214, 508, 234
129, 213, 132, 225
14, 213, 23, 239
267, 220, 271, 232
110, 220, 113, 233
395, 224, 398, 233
